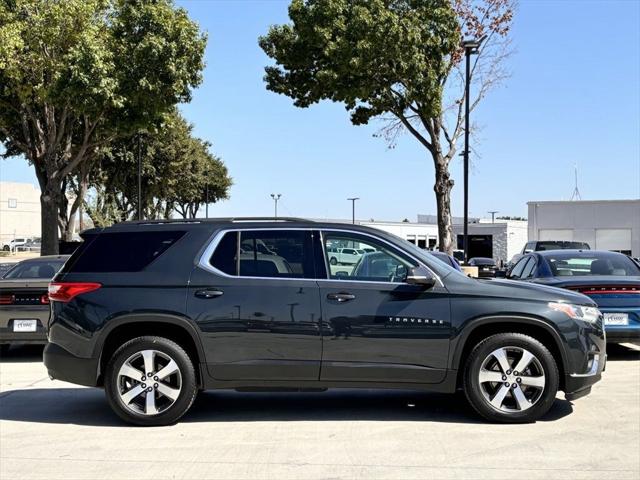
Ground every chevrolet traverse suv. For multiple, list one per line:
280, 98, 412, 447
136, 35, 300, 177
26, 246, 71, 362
44, 218, 605, 426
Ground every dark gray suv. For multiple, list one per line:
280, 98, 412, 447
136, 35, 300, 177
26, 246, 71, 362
43, 218, 605, 426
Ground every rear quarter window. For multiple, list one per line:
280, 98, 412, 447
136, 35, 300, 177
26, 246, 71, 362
66, 231, 186, 273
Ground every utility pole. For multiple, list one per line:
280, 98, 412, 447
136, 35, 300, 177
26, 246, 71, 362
137, 134, 142, 220
461, 35, 486, 263
347, 197, 359, 224
488, 210, 499, 223
270, 193, 281, 218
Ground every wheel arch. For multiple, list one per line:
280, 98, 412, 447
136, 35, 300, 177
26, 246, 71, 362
451, 315, 569, 391
95, 313, 206, 387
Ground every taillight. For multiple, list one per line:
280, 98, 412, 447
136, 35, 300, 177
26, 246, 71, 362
48, 282, 101, 302
40, 294, 50, 305
0, 294, 15, 305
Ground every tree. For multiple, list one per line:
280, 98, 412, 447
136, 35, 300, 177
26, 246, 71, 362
86, 111, 231, 224
0, 0, 206, 254
171, 143, 232, 219
259, 0, 514, 253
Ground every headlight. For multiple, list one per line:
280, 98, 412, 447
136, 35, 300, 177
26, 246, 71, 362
548, 302, 601, 323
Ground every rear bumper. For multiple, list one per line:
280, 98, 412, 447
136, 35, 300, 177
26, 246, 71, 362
43, 342, 100, 387
605, 327, 640, 343
0, 308, 48, 344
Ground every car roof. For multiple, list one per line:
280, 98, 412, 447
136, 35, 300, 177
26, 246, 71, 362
84, 218, 393, 236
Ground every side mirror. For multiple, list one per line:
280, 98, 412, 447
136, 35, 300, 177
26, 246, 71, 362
405, 266, 437, 289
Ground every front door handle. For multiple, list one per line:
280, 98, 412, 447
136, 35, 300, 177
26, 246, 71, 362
327, 292, 356, 303
195, 288, 224, 299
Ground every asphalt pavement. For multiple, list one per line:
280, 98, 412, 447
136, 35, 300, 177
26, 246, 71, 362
1, 343, 638, 480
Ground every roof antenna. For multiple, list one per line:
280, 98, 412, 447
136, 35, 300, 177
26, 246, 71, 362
570, 163, 582, 201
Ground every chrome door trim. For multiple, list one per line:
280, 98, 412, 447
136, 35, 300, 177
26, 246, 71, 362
197, 226, 443, 287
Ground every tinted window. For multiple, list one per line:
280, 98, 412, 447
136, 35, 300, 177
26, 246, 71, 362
509, 257, 530, 279
324, 232, 415, 282
3, 260, 65, 279
536, 241, 589, 251
209, 232, 238, 276
238, 230, 315, 278
69, 231, 185, 272
521, 258, 537, 279
544, 252, 640, 277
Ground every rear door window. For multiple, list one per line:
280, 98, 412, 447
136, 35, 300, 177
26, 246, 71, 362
68, 231, 185, 272
209, 230, 316, 279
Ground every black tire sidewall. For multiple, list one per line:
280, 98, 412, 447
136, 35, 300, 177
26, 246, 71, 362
104, 336, 197, 426
464, 333, 559, 423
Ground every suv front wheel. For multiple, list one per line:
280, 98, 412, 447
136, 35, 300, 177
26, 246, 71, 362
104, 336, 197, 426
463, 333, 559, 423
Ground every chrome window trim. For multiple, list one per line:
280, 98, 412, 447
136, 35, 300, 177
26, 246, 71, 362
197, 226, 443, 287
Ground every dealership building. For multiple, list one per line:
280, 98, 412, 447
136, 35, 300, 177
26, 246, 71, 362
528, 199, 640, 257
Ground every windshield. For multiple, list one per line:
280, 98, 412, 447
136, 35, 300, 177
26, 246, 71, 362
544, 252, 640, 277
3, 260, 66, 279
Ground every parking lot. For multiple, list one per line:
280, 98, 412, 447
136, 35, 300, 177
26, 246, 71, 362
0, 344, 638, 480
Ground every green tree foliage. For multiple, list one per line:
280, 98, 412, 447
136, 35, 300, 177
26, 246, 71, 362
260, 0, 514, 253
0, 0, 206, 253
86, 111, 231, 224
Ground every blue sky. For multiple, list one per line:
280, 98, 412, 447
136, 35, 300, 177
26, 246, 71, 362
2, 0, 639, 221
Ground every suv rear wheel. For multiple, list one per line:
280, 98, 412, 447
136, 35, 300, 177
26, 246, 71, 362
463, 333, 559, 423
104, 336, 197, 426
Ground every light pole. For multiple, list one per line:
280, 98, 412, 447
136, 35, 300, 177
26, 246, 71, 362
462, 35, 486, 263
270, 193, 281, 218
488, 210, 499, 223
205, 183, 209, 218
347, 197, 359, 224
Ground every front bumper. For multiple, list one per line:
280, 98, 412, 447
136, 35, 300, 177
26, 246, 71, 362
43, 342, 100, 387
564, 351, 606, 401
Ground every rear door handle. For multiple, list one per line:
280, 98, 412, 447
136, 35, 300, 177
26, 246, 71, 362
195, 288, 224, 299
327, 292, 356, 303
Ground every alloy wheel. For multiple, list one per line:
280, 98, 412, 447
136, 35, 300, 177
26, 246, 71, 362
116, 349, 182, 416
478, 346, 546, 413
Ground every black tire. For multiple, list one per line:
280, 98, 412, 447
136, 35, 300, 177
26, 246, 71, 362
463, 332, 559, 423
104, 336, 197, 426
330, 257, 338, 265
2, 245, 9, 251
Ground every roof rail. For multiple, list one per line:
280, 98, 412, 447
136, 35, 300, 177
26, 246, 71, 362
118, 217, 313, 226
229, 217, 312, 223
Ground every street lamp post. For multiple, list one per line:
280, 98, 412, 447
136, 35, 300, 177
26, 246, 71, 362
270, 193, 281, 218
488, 210, 499, 223
205, 183, 209, 218
347, 197, 359, 224
461, 35, 486, 263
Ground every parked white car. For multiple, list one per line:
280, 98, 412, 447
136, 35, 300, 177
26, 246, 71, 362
2, 238, 28, 252
327, 247, 364, 265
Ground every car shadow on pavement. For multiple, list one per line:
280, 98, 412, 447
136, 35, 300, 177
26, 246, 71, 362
0, 344, 44, 363
606, 343, 640, 361
0, 386, 573, 427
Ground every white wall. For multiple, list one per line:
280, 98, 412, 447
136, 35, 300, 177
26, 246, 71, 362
0, 181, 41, 247
528, 200, 640, 256
362, 221, 440, 248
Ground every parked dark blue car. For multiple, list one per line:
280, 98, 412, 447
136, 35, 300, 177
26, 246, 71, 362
507, 250, 640, 343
